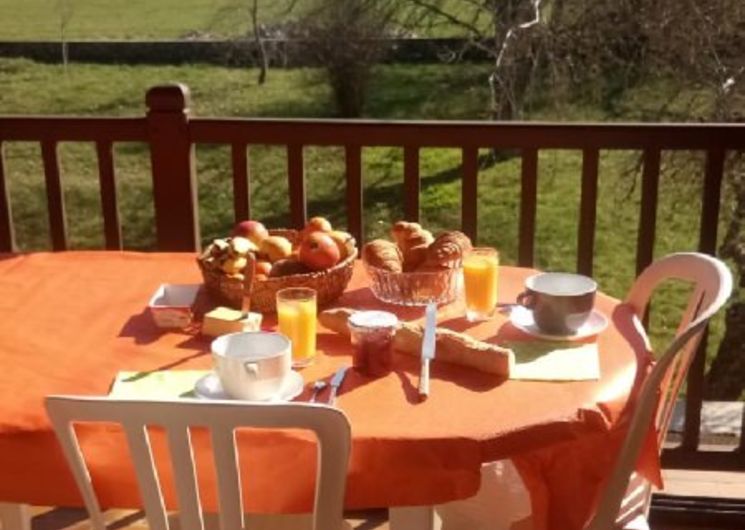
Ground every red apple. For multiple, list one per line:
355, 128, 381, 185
232, 220, 269, 245
298, 231, 341, 271
301, 216, 332, 240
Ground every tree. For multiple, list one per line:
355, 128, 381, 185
590, 0, 745, 399
407, 0, 547, 120
55, 0, 74, 71
249, 0, 269, 85
294, 0, 405, 117
708, 160, 745, 400
209, 0, 300, 85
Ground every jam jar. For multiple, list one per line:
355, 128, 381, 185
347, 311, 399, 377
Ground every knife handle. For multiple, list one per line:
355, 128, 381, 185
328, 386, 339, 406
418, 358, 430, 399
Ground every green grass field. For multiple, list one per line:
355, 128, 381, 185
0, 58, 736, 361
1, 0, 265, 40
0, 0, 472, 40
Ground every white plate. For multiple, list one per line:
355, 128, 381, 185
194, 371, 304, 402
509, 306, 608, 341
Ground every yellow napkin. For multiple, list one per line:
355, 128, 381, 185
109, 370, 210, 399
509, 342, 600, 381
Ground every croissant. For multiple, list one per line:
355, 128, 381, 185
391, 221, 434, 267
362, 239, 403, 272
422, 231, 473, 269
403, 243, 429, 272
401, 229, 433, 253
391, 221, 422, 247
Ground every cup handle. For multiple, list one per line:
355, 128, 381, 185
243, 362, 259, 378
517, 291, 536, 309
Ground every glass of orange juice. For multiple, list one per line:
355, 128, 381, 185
463, 247, 500, 321
276, 287, 317, 367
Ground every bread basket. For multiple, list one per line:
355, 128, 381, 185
198, 229, 357, 313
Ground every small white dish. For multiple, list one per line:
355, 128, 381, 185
194, 370, 304, 402
148, 284, 200, 329
509, 305, 608, 341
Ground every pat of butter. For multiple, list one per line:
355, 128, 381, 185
202, 307, 263, 337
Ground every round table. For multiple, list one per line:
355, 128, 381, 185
0, 252, 656, 530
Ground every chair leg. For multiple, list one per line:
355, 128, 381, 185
389, 506, 442, 530
0, 503, 31, 530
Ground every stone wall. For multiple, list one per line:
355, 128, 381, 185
0, 38, 490, 67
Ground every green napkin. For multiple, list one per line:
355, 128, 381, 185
508, 341, 600, 381
109, 370, 210, 399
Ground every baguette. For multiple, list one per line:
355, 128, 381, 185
319, 308, 513, 376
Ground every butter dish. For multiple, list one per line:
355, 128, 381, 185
202, 306, 263, 337
148, 284, 200, 329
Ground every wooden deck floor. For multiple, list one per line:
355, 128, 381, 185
22, 506, 739, 530
661, 469, 745, 499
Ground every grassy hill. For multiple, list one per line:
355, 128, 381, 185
0, 58, 734, 359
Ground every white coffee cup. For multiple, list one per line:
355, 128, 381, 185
211, 331, 291, 400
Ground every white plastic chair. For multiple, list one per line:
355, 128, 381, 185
587, 252, 732, 530
436, 252, 733, 530
45, 397, 351, 530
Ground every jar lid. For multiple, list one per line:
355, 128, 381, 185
348, 310, 399, 330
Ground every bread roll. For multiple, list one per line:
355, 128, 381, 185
362, 239, 404, 272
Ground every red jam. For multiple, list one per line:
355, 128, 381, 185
348, 311, 399, 377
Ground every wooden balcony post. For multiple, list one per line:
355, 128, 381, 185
146, 84, 200, 251
0, 142, 15, 252
518, 148, 538, 267
41, 141, 68, 250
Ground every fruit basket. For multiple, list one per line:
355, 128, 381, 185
198, 227, 357, 313
364, 262, 462, 306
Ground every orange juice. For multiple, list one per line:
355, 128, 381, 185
277, 288, 317, 366
463, 249, 499, 321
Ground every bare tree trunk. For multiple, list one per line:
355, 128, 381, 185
57, 0, 73, 74
60, 25, 68, 72
488, 0, 544, 120
706, 165, 745, 400
489, 2, 512, 120
250, 0, 268, 85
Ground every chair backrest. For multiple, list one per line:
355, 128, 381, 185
45, 397, 351, 530
586, 252, 733, 530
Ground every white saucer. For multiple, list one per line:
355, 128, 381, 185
509, 306, 608, 341
194, 370, 304, 402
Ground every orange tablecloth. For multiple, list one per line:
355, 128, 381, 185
0, 252, 657, 529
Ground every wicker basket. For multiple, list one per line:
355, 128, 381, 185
198, 229, 357, 313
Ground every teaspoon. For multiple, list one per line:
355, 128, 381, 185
309, 380, 328, 403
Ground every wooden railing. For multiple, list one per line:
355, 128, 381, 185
1, 83, 744, 471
